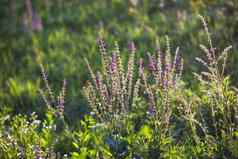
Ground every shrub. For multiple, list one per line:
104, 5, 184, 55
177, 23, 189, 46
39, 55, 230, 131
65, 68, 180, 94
83, 39, 141, 122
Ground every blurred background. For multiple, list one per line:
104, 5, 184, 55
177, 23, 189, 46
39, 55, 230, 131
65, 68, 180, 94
0, 0, 238, 124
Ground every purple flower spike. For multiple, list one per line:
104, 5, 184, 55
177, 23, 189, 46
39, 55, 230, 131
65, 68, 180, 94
160, 52, 166, 68
58, 97, 64, 110
34, 145, 43, 159
96, 72, 102, 90
97, 37, 107, 50
175, 56, 182, 74
148, 60, 156, 71
128, 41, 136, 53
147, 52, 157, 72
139, 58, 144, 76
109, 53, 117, 74
32, 11, 43, 31
148, 101, 156, 116
96, 37, 103, 44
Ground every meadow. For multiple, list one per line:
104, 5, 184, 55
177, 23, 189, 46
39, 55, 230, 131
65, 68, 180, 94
0, 0, 238, 158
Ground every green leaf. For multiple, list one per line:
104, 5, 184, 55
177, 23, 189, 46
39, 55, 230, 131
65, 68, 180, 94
139, 125, 152, 140
73, 142, 79, 149
71, 152, 80, 159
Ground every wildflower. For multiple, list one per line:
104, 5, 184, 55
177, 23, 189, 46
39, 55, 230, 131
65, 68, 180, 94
147, 52, 157, 72
97, 37, 111, 86
126, 41, 136, 108
109, 53, 117, 74
148, 99, 156, 116
139, 58, 144, 77
24, 0, 43, 31
40, 64, 55, 106
128, 41, 136, 53
139, 58, 156, 115
32, 11, 43, 31
57, 79, 66, 116
39, 64, 67, 117
97, 37, 109, 68
97, 37, 107, 52
34, 145, 43, 159
96, 71, 103, 90
84, 40, 140, 121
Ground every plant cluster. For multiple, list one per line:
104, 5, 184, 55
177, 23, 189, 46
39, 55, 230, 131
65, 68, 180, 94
83, 39, 139, 121
73, 15, 238, 158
